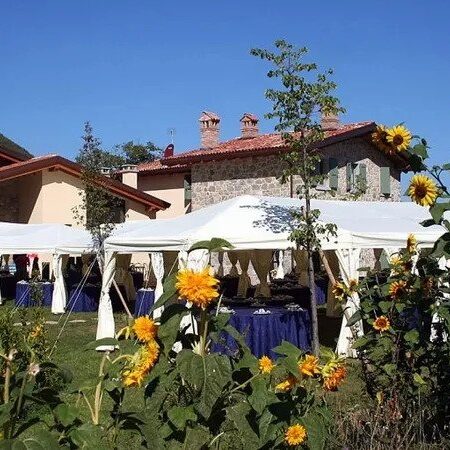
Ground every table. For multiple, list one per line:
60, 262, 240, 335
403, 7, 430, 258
67, 284, 100, 312
15, 282, 54, 307
270, 278, 328, 307
213, 306, 311, 358
134, 289, 155, 317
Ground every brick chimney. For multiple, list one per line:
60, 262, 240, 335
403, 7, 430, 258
240, 113, 259, 138
121, 164, 138, 189
199, 111, 220, 148
321, 112, 340, 131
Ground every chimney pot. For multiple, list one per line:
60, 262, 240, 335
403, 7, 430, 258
240, 113, 259, 138
199, 111, 220, 148
164, 144, 174, 158
321, 112, 340, 131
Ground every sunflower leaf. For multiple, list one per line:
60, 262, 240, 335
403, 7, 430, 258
411, 144, 428, 159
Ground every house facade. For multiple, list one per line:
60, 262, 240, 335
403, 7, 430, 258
0, 135, 169, 226
134, 112, 407, 218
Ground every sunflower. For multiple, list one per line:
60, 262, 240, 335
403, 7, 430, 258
348, 279, 359, 294
285, 424, 307, 446
406, 233, 417, 254
385, 125, 412, 151
139, 339, 160, 372
258, 355, 275, 374
323, 365, 347, 391
122, 368, 145, 388
176, 267, 219, 309
29, 324, 43, 339
332, 281, 347, 302
371, 125, 393, 153
373, 315, 390, 332
133, 316, 158, 343
389, 280, 407, 300
407, 174, 438, 207
275, 375, 297, 392
298, 354, 320, 377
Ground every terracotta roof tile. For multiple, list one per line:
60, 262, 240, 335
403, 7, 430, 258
137, 159, 190, 174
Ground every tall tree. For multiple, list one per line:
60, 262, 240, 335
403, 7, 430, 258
252, 40, 344, 355
114, 141, 162, 165
73, 122, 123, 245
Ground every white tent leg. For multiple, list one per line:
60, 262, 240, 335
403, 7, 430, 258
96, 251, 117, 351
51, 254, 67, 314
275, 250, 285, 279
150, 252, 164, 319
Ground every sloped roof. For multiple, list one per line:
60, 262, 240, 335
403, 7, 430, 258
0, 154, 170, 211
0, 133, 33, 162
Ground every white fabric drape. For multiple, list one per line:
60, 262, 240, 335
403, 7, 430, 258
251, 250, 272, 298
324, 250, 341, 318
96, 252, 117, 351
51, 254, 68, 314
336, 248, 363, 357
275, 250, 285, 279
150, 252, 164, 319
236, 251, 251, 297
217, 252, 224, 278
28, 255, 36, 278
227, 252, 239, 277
178, 250, 188, 270
293, 250, 309, 286
431, 257, 449, 342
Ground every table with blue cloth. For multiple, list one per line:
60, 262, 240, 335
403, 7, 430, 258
213, 306, 311, 358
134, 289, 155, 317
67, 284, 100, 312
270, 278, 328, 308
15, 282, 54, 307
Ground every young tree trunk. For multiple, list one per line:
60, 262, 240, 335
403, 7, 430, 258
307, 249, 319, 356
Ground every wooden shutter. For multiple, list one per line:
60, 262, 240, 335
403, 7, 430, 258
380, 167, 391, 195
328, 158, 339, 190
359, 163, 367, 187
346, 163, 353, 191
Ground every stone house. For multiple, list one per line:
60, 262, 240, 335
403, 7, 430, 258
134, 112, 408, 217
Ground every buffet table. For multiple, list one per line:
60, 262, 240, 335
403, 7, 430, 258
15, 281, 53, 307
67, 284, 100, 312
213, 305, 311, 358
134, 289, 155, 317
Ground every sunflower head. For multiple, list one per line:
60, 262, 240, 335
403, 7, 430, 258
406, 233, 417, 254
389, 280, 407, 300
122, 368, 145, 388
133, 316, 158, 343
373, 315, 390, 332
332, 281, 347, 302
323, 365, 347, 391
285, 424, 307, 446
371, 125, 394, 153
29, 324, 43, 339
298, 354, 320, 377
275, 375, 297, 392
138, 339, 160, 372
176, 267, 219, 309
407, 174, 438, 207
385, 125, 412, 151
258, 355, 275, 374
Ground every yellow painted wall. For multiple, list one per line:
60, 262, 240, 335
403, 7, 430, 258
18, 173, 43, 223
138, 172, 188, 219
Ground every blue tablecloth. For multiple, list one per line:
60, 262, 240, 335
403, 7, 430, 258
134, 289, 155, 317
67, 284, 100, 312
15, 282, 53, 307
213, 306, 311, 358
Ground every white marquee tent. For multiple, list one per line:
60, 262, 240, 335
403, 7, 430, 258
0, 222, 94, 313
99, 195, 446, 355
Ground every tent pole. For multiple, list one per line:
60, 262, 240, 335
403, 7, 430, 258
319, 250, 336, 285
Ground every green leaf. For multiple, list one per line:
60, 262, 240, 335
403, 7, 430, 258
383, 363, 397, 377
378, 301, 393, 313
167, 405, 197, 429
176, 350, 204, 389
54, 403, 79, 427
158, 309, 188, 354
151, 272, 178, 313
442, 163, 450, 171
183, 425, 212, 450
226, 403, 259, 449
411, 144, 428, 159
188, 237, 233, 253
352, 336, 369, 349
404, 329, 419, 344
413, 373, 427, 386
248, 376, 267, 414
420, 218, 436, 228
302, 412, 327, 450
346, 310, 362, 327
430, 202, 450, 224
84, 337, 118, 350
273, 340, 302, 359
69, 423, 107, 449
431, 232, 450, 258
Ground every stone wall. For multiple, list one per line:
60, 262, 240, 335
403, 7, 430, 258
0, 180, 19, 222
191, 137, 401, 210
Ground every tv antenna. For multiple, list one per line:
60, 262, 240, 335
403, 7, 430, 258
167, 128, 176, 145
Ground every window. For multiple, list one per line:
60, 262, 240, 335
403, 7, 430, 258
346, 162, 367, 194
380, 167, 391, 196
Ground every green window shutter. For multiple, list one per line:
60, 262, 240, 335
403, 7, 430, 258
346, 163, 353, 191
380, 167, 391, 195
359, 163, 367, 186
328, 158, 338, 190
311, 160, 321, 187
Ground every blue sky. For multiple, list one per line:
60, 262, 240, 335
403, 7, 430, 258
1, 0, 449, 173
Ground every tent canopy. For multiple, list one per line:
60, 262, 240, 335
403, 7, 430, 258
105, 195, 445, 252
0, 222, 95, 255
